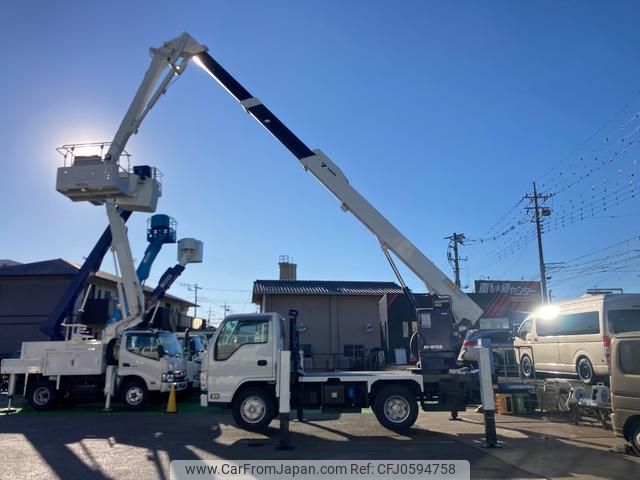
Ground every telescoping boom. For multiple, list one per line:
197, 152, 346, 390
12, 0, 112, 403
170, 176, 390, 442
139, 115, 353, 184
191, 48, 483, 326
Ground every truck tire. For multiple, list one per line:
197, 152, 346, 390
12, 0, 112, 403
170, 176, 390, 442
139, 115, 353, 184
577, 357, 595, 385
28, 380, 58, 411
120, 379, 148, 411
631, 424, 640, 456
520, 354, 534, 378
232, 387, 274, 433
373, 385, 418, 433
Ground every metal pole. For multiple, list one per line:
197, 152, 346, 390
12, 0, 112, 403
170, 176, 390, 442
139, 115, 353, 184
452, 233, 461, 288
532, 183, 548, 303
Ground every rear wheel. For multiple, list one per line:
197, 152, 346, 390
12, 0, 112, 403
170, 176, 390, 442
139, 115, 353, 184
520, 354, 534, 378
232, 387, 275, 433
28, 380, 58, 411
373, 385, 418, 433
120, 379, 148, 411
631, 424, 640, 456
577, 357, 595, 385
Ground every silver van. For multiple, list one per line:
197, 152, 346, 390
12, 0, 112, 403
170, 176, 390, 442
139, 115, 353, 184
610, 333, 640, 455
514, 294, 640, 384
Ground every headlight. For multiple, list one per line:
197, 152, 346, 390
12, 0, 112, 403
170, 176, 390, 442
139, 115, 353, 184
162, 373, 175, 382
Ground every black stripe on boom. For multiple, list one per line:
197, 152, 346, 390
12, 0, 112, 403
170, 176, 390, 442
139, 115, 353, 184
196, 53, 252, 101
196, 53, 314, 160
246, 104, 314, 159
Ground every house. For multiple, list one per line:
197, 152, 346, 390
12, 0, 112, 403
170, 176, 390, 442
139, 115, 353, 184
252, 278, 403, 370
0, 258, 195, 358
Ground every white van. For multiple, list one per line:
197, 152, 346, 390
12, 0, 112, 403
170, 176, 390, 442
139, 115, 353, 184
513, 294, 640, 384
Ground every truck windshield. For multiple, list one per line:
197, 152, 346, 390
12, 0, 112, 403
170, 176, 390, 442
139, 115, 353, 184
157, 332, 183, 357
189, 335, 206, 353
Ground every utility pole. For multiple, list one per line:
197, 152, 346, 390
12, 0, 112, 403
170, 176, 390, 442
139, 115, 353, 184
445, 232, 467, 288
221, 301, 230, 319
525, 182, 552, 303
181, 282, 203, 320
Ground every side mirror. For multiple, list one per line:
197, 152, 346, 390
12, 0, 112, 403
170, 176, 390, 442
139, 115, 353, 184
157, 345, 165, 358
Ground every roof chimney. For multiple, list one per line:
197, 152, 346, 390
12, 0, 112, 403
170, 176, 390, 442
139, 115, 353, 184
278, 255, 297, 281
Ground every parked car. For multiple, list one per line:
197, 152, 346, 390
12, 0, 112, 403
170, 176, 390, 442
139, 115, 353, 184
514, 294, 640, 384
457, 328, 515, 369
610, 333, 640, 455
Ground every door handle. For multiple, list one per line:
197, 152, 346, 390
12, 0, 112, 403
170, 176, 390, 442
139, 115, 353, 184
122, 363, 131, 367
257, 360, 267, 366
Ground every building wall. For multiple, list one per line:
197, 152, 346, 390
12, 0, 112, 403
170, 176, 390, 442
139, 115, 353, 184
260, 294, 382, 358
0, 276, 73, 356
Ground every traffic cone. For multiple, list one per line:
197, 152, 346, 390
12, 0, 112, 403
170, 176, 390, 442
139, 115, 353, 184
165, 384, 178, 414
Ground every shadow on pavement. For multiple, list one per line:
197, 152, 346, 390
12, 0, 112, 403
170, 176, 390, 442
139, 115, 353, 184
0, 412, 537, 479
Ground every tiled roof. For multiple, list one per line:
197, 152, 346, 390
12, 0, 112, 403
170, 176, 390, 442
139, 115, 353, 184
0, 258, 77, 277
0, 258, 194, 306
253, 280, 403, 303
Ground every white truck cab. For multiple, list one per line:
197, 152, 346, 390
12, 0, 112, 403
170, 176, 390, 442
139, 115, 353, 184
176, 331, 207, 390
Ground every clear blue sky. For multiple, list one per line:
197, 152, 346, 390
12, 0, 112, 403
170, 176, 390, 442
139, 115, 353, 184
2, 1, 640, 322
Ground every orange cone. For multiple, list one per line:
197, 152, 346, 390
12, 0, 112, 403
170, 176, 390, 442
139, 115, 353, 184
165, 384, 178, 414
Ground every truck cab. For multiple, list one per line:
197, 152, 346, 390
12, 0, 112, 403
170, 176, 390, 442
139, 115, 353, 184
117, 329, 188, 406
175, 331, 207, 390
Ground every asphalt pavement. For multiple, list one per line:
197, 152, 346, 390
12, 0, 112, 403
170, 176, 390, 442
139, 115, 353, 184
0, 402, 638, 480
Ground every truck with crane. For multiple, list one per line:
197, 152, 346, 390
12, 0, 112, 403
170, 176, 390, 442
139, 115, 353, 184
8, 33, 486, 430
0, 39, 205, 411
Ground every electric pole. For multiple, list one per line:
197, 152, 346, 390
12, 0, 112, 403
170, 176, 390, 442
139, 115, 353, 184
525, 182, 552, 303
221, 301, 230, 319
445, 232, 467, 288
180, 282, 203, 320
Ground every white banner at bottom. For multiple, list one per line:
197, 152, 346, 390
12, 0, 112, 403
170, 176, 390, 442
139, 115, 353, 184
170, 460, 470, 480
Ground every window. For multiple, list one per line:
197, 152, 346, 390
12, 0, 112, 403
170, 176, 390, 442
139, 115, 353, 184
518, 319, 532, 340
618, 340, 640, 375
537, 311, 599, 336
344, 344, 365, 359
608, 309, 640, 334
215, 317, 269, 361
126, 333, 160, 360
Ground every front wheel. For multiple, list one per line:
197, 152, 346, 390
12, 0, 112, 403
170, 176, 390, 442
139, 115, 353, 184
373, 385, 418, 433
120, 379, 149, 411
232, 388, 275, 433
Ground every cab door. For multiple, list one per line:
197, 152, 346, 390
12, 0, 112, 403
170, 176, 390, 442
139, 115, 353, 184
208, 315, 275, 403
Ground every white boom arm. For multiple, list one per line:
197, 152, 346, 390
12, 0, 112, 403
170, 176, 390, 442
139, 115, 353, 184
57, 34, 207, 343
192, 46, 484, 325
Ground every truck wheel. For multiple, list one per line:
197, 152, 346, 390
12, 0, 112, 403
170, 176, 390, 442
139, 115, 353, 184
373, 385, 418, 433
631, 424, 640, 456
232, 388, 274, 433
28, 380, 58, 411
577, 357, 595, 385
520, 354, 534, 378
120, 379, 148, 410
